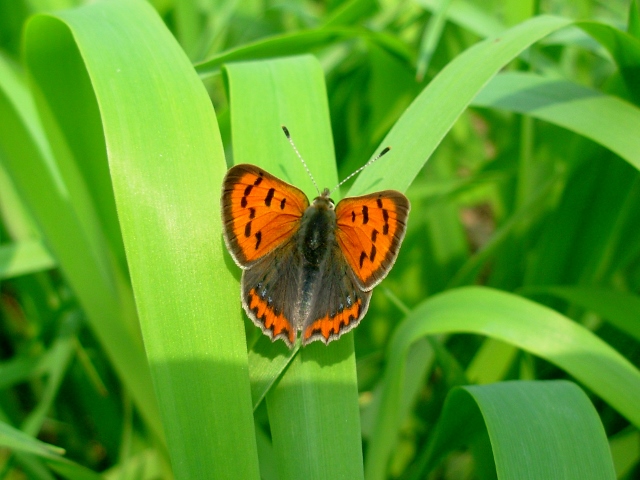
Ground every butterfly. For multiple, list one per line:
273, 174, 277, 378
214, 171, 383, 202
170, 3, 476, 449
221, 127, 410, 348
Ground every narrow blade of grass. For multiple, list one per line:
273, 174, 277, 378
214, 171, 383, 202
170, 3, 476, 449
350, 15, 573, 198
0, 240, 55, 279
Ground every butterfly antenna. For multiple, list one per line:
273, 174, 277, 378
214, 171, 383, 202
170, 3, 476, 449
330, 146, 391, 195
281, 126, 320, 195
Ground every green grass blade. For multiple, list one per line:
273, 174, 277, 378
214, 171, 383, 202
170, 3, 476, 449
225, 55, 364, 480
0, 240, 55, 279
472, 72, 640, 170
0, 420, 102, 480
577, 21, 640, 101
418, 0, 507, 38
248, 337, 298, 409
367, 286, 640, 480
0, 421, 64, 458
350, 15, 573, 198
415, 0, 453, 81
421, 381, 615, 479
630, 0, 640, 39
323, 0, 378, 27
4, 21, 162, 440
195, 27, 412, 77
197, 28, 358, 75
24, 1, 260, 477
524, 286, 640, 343
609, 428, 640, 478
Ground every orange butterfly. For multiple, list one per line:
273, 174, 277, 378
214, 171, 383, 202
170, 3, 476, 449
221, 127, 410, 347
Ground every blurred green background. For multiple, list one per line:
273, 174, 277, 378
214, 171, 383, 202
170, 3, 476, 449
1, 0, 639, 478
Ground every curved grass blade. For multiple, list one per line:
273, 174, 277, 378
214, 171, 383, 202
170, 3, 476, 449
24, 1, 260, 477
418, 381, 615, 479
350, 15, 573, 199
366, 286, 640, 479
472, 72, 640, 170
524, 285, 640, 343
225, 55, 364, 480
3, 20, 162, 440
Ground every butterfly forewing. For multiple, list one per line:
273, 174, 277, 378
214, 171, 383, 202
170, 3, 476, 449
335, 191, 410, 290
222, 164, 309, 267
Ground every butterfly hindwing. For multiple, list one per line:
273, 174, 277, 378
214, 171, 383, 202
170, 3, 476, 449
302, 244, 372, 345
241, 239, 302, 347
335, 191, 410, 290
222, 164, 309, 268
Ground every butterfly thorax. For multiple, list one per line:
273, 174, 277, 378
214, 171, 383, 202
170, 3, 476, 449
299, 190, 336, 267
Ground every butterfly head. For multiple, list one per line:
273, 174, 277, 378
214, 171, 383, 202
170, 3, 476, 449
312, 188, 335, 210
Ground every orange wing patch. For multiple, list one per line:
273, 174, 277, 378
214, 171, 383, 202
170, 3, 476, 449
335, 191, 410, 290
246, 288, 296, 346
303, 298, 363, 343
222, 164, 309, 266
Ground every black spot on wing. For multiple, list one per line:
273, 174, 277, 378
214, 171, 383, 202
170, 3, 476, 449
255, 231, 262, 250
244, 184, 253, 196
244, 222, 252, 237
370, 245, 377, 262
280, 197, 286, 210
382, 209, 389, 234
265, 188, 275, 207
362, 205, 369, 224
359, 251, 367, 268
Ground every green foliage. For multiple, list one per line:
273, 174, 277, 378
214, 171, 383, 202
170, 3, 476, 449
0, 0, 639, 479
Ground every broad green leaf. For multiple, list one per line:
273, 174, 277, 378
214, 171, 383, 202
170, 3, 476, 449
225, 55, 364, 480
421, 381, 615, 479
367, 287, 640, 479
24, 1, 260, 477
472, 72, 640, 170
